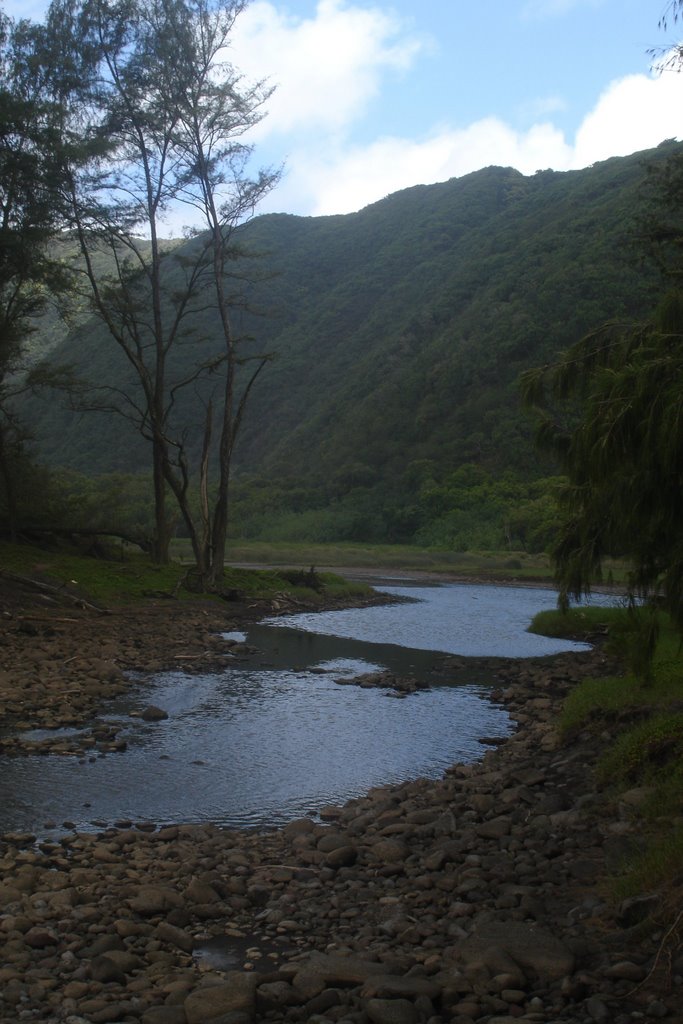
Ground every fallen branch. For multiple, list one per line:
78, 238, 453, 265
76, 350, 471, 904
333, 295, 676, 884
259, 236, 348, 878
5, 524, 152, 553
18, 615, 81, 624
0, 569, 110, 616
630, 906, 683, 996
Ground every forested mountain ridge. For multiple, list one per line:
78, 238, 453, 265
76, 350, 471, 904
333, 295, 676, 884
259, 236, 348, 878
21, 142, 676, 547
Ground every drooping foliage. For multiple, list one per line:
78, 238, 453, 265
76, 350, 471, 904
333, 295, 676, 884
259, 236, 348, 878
521, 291, 683, 633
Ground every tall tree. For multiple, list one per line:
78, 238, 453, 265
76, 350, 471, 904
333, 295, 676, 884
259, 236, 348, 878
0, 12, 76, 537
49, 0, 278, 580
520, 7, 683, 644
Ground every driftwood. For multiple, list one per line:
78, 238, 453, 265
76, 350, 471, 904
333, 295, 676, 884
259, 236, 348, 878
16, 615, 81, 624
0, 569, 110, 616
1, 524, 151, 554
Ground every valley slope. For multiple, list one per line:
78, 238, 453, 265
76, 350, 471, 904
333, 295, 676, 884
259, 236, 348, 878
21, 143, 676, 546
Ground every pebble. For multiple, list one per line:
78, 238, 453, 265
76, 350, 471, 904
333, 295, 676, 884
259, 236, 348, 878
0, 594, 678, 1023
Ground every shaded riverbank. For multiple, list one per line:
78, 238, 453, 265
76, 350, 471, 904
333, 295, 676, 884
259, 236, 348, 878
0, 579, 678, 1023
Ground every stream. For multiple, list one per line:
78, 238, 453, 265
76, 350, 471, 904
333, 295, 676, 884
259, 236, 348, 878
0, 581, 605, 834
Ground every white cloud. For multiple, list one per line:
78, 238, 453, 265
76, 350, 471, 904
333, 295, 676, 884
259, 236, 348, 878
230, 0, 423, 141
571, 67, 683, 167
260, 61, 683, 216
6, 0, 682, 224
268, 119, 571, 216
517, 94, 568, 122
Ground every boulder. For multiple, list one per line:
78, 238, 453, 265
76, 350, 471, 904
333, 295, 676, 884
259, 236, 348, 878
366, 997, 419, 1024
141, 705, 169, 722
325, 845, 358, 869
184, 972, 257, 1023
459, 921, 575, 982
128, 885, 184, 915
292, 953, 397, 985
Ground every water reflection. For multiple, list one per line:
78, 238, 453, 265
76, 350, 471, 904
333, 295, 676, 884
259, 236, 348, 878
0, 668, 511, 833
0, 581, 592, 834
262, 582, 595, 658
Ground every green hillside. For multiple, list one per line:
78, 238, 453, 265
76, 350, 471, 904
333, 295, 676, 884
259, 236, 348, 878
18, 143, 675, 548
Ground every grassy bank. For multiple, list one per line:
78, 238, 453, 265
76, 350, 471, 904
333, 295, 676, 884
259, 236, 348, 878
0, 539, 371, 607
217, 540, 557, 580
531, 604, 683, 900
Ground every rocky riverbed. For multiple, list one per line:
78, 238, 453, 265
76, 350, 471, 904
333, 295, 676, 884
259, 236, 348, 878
0, 577, 680, 1024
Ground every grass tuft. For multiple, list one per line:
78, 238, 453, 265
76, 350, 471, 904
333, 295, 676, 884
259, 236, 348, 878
597, 713, 683, 789
530, 605, 628, 640
611, 829, 683, 901
0, 540, 372, 606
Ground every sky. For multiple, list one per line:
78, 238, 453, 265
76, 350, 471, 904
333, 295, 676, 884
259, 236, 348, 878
4, 0, 683, 222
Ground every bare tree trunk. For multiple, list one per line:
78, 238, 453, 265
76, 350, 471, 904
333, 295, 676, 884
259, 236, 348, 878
0, 422, 18, 543
199, 398, 213, 576
151, 439, 171, 564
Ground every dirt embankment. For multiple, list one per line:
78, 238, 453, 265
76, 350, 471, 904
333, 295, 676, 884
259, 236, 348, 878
0, 577, 679, 1024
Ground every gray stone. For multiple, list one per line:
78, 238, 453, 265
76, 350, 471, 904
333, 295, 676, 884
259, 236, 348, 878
459, 922, 575, 982
256, 980, 298, 1009
292, 970, 327, 1000
360, 975, 441, 1000
156, 920, 195, 953
298, 954, 397, 985
366, 998, 419, 1024
586, 995, 610, 1021
603, 960, 646, 982
141, 705, 169, 721
368, 839, 408, 863
620, 786, 656, 807
128, 885, 184, 915
325, 845, 358, 869
305, 988, 344, 1015
184, 972, 257, 1023
89, 955, 126, 984
98, 949, 143, 973
317, 832, 350, 853
616, 893, 660, 927
475, 817, 511, 839
141, 1008, 188, 1024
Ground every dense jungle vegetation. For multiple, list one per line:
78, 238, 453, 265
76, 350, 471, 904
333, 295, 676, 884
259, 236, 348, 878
12, 142, 679, 552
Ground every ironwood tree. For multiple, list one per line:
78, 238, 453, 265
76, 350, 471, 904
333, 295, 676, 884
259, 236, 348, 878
520, 6, 683, 647
0, 12, 79, 538
47, 0, 278, 582
521, 292, 683, 639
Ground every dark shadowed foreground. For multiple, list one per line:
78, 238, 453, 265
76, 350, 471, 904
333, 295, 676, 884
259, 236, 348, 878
0, 579, 677, 1024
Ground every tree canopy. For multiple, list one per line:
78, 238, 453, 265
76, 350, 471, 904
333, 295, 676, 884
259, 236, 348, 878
520, 8, 683, 639
42, 0, 277, 579
0, 11, 80, 536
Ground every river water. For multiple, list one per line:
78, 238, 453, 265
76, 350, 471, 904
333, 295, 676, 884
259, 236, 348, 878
0, 581, 598, 835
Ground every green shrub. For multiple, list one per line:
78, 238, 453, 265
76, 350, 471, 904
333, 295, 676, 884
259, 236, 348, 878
559, 675, 640, 737
597, 713, 683, 787
612, 827, 683, 900
530, 605, 628, 639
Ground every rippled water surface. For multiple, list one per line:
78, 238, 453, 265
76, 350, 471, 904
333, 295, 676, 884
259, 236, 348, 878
0, 581, 596, 834
263, 581, 596, 658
